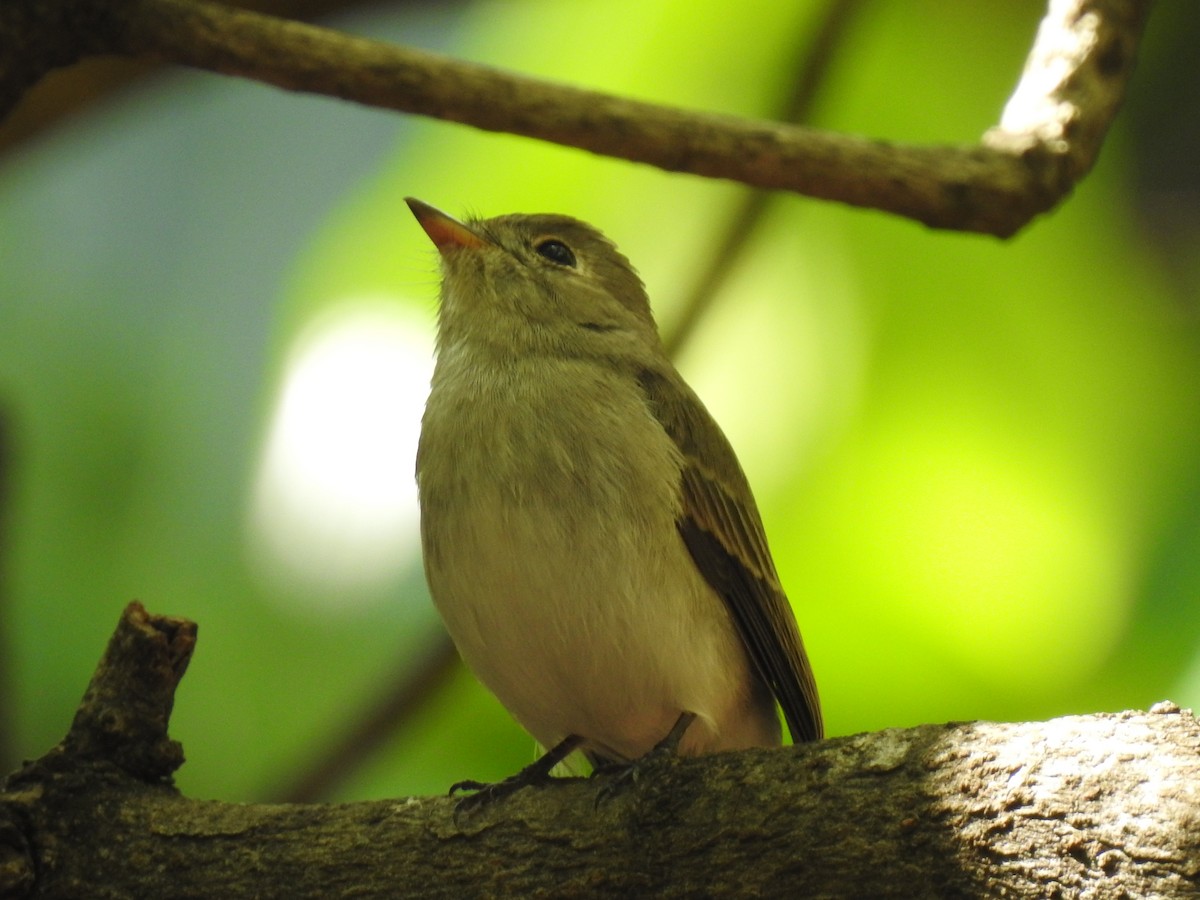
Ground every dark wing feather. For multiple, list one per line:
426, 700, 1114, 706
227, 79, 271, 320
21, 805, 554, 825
640, 369, 823, 743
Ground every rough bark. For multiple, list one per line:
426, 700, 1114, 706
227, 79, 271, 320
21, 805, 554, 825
0, 0, 1156, 236
1, 603, 1198, 898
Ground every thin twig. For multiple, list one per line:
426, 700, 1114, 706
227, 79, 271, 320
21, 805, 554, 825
662, 0, 866, 358
273, 630, 460, 802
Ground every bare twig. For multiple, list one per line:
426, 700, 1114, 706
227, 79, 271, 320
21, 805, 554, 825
662, 0, 865, 357
273, 630, 460, 803
0, 0, 1154, 236
58, 600, 194, 779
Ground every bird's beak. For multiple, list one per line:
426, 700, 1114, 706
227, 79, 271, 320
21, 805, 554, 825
405, 197, 489, 252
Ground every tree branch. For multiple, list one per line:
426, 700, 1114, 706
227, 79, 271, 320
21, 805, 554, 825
0, 0, 392, 154
0, 0, 1154, 236
3, 603, 1199, 898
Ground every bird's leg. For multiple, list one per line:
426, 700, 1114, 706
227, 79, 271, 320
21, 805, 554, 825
451, 733, 585, 814
593, 711, 697, 806
652, 710, 698, 754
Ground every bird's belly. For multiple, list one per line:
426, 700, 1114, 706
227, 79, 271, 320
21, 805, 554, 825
426, 497, 770, 761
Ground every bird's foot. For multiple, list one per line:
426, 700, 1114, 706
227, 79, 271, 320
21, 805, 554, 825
449, 771, 543, 815
592, 711, 697, 807
450, 734, 584, 817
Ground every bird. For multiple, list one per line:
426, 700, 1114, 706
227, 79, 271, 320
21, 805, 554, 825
407, 197, 821, 808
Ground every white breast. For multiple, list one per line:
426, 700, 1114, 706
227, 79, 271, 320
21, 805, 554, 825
418, 353, 775, 760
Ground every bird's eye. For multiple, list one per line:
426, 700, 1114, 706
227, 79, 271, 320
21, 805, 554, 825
534, 239, 577, 268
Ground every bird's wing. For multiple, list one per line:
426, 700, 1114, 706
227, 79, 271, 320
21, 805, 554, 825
639, 368, 823, 742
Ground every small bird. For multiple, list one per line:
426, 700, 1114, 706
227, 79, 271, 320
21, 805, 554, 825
407, 198, 821, 806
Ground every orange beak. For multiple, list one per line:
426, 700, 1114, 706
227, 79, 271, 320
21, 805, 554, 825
405, 198, 489, 252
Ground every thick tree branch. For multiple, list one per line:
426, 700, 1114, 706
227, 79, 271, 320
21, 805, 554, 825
0, 0, 1154, 236
2, 603, 1199, 898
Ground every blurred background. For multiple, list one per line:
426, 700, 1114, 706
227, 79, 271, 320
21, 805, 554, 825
1, 0, 1197, 802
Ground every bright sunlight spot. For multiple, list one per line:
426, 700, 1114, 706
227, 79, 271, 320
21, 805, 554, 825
247, 300, 434, 611
997, 8, 1100, 151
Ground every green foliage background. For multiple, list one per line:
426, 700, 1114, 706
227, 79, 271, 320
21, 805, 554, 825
2, 0, 1198, 801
